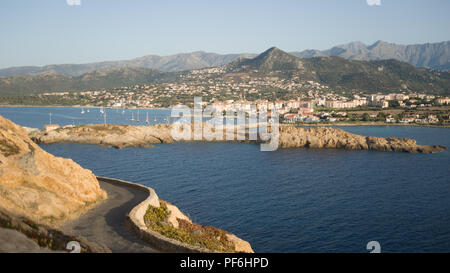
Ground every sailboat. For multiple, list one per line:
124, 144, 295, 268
87, 108, 90, 113
137, 109, 140, 122
100, 107, 104, 114
81, 108, 85, 114
131, 112, 135, 122
145, 112, 150, 125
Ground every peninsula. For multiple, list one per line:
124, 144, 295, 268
29, 123, 446, 154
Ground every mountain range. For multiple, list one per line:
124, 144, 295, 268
0, 52, 256, 78
226, 47, 450, 95
0, 67, 174, 96
0, 41, 448, 78
1, 46, 449, 96
291, 40, 450, 71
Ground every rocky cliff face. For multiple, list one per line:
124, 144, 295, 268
30, 123, 446, 154
0, 116, 107, 226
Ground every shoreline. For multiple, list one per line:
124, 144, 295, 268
0, 104, 171, 110
293, 122, 450, 129
1, 105, 448, 128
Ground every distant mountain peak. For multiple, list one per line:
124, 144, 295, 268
229, 47, 303, 71
289, 40, 450, 71
373, 40, 386, 44
368, 40, 391, 49
258, 47, 290, 58
265, 46, 281, 52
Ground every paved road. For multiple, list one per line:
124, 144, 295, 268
61, 180, 159, 253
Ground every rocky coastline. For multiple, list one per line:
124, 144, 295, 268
29, 123, 447, 154
0, 116, 254, 252
278, 126, 446, 153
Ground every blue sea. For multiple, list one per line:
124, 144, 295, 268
1, 107, 450, 253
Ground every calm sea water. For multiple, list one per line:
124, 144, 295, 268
0, 106, 173, 128
1, 107, 450, 253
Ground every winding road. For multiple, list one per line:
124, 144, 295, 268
61, 180, 159, 253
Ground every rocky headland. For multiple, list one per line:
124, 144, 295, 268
278, 126, 446, 153
30, 123, 446, 154
0, 115, 111, 252
0, 116, 107, 225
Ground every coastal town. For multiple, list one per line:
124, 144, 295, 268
28, 66, 450, 126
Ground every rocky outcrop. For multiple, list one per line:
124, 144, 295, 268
225, 233, 253, 253
165, 202, 192, 229
279, 126, 446, 153
0, 116, 107, 226
30, 123, 446, 154
30, 124, 174, 149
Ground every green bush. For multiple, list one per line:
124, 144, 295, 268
144, 201, 236, 252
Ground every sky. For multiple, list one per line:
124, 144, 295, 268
0, 0, 449, 68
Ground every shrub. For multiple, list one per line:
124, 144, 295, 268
144, 201, 236, 252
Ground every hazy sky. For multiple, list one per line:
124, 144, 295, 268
0, 0, 449, 68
